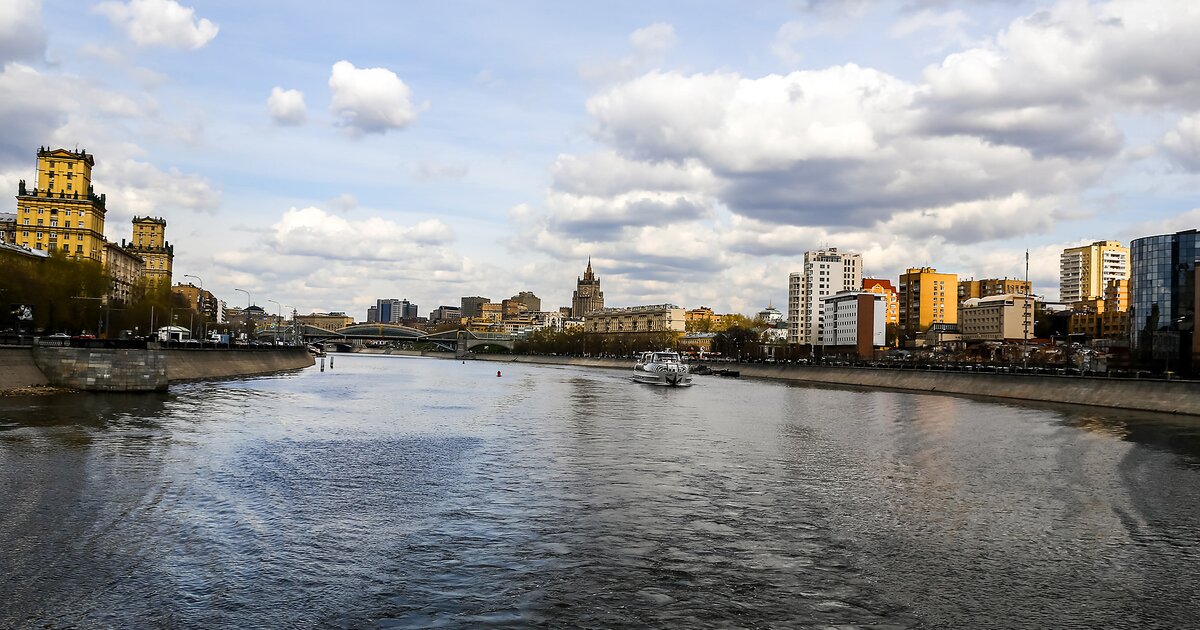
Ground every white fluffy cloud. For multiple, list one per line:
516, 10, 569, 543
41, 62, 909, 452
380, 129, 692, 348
1162, 114, 1200, 172
95, 0, 219, 50
263, 207, 454, 261
0, 0, 47, 63
267, 87, 307, 126
328, 60, 421, 135
629, 23, 677, 56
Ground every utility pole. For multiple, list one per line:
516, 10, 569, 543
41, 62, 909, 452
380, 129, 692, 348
1023, 249, 1031, 370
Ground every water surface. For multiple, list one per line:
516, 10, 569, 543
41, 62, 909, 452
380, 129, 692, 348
2, 354, 1199, 628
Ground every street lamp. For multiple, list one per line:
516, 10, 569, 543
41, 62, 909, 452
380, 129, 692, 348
268, 299, 281, 345
234, 288, 250, 343
284, 304, 296, 345
183, 273, 207, 341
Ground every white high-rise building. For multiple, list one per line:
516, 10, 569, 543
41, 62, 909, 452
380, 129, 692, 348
788, 248, 863, 345
1059, 240, 1129, 304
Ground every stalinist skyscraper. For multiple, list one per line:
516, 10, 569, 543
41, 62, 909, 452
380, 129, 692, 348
571, 258, 604, 317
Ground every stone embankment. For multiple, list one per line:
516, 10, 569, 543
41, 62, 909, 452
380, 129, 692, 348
469, 353, 1200, 416
0, 346, 314, 393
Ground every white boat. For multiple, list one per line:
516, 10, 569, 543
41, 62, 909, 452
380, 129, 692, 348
633, 350, 693, 387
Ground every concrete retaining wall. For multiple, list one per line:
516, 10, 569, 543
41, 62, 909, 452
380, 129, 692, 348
165, 348, 314, 382
1, 346, 314, 393
0, 347, 49, 390
471, 354, 1200, 416
32, 346, 168, 392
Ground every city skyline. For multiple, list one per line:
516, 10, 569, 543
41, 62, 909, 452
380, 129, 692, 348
2, 0, 1198, 315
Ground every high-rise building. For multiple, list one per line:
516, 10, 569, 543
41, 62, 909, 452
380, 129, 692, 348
510, 291, 541, 313
104, 243, 144, 304
787, 248, 862, 344
128, 216, 173, 286
898, 267, 958, 337
1130, 229, 1198, 371
1060, 241, 1129, 305
460, 296, 490, 319
369, 298, 417, 323
572, 258, 604, 317
957, 278, 1032, 305
15, 147, 108, 262
366, 305, 379, 323
862, 278, 899, 326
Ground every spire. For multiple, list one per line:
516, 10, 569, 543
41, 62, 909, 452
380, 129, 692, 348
583, 257, 594, 281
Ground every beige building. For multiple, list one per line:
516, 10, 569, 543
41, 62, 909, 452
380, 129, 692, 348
959, 294, 1033, 342
129, 216, 174, 286
478, 302, 503, 323
296, 312, 354, 331
1060, 240, 1128, 305
104, 243, 144, 304
584, 304, 686, 334
957, 278, 1031, 305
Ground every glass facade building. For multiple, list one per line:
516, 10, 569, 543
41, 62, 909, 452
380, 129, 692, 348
1129, 229, 1197, 370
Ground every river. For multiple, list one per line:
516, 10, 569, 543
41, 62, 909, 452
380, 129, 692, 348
1, 354, 1199, 628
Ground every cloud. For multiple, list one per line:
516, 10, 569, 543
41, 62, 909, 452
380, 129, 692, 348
411, 162, 468, 181
328, 60, 421, 135
263, 206, 454, 261
629, 23, 677, 56
95, 0, 219, 50
771, 21, 806, 66
1162, 113, 1200, 172
267, 87, 307, 126
0, 0, 47, 63
329, 193, 357, 213
890, 9, 971, 52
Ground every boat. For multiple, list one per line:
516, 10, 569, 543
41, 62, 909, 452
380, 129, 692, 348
633, 350, 693, 387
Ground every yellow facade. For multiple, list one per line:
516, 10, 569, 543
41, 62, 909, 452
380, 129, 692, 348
956, 278, 1031, 305
15, 148, 108, 262
584, 304, 686, 334
129, 216, 173, 285
1060, 240, 1129, 304
862, 279, 899, 325
898, 267, 958, 333
1104, 279, 1129, 312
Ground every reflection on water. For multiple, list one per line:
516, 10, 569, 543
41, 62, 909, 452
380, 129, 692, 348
1, 354, 1199, 628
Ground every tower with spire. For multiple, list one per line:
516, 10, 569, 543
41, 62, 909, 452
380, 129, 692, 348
571, 257, 605, 317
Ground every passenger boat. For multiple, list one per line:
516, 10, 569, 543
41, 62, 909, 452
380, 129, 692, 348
633, 350, 693, 387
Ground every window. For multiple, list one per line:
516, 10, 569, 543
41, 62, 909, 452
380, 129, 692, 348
64, 209, 70, 216
67, 183, 72, 191
37, 219, 43, 226
36, 232, 42, 238
22, 231, 28, 237
77, 221, 84, 228
50, 220, 57, 227
37, 208, 43, 214
67, 162, 73, 170
76, 245, 83, 253
23, 219, 28, 225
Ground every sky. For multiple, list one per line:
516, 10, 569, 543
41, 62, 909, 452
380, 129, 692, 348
2, 0, 1198, 318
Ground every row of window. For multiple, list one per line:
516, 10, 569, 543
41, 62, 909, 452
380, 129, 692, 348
19, 207, 89, 217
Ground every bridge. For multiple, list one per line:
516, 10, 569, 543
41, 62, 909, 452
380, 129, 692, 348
263, 324, 517, 353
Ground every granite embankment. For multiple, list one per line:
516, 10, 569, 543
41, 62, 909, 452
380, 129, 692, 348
465, 353, 1200, 416
0, 346, 313, 393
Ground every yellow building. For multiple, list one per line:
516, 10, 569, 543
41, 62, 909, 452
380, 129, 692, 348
862, 278, 899, 325
295, 312, 354, 331
898, 267, 958, 335
957, 278, 1031, 305
15, 147, 108, 262
1060, 240, 1129, 305
172, 283, 220, 321
1104, 279, 1129, 313
129, 216, 173, 285
478, 302, 503, 323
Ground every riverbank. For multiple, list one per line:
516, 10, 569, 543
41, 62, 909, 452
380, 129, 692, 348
457, 352, 1200, 416
0, 345, 314, 393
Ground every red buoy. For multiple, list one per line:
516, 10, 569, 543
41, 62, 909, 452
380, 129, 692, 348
497, 370, 502, 377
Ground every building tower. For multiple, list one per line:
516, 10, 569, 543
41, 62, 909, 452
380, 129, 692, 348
128, 216, 173, 286
15, 147, 108, 262
1060, 240, 1129, 305
787, 248, 862, 345
1130, 229, 1198, 371
572, 258, 604, 317
898, 267, 958, 339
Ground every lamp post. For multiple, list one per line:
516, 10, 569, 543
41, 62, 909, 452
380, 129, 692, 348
268, 299, 281, 345
183, 273, 207, 341
234, 288, 250, 343
284, 305, 296, 345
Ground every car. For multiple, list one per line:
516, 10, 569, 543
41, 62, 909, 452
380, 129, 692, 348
47, 332, 70, 339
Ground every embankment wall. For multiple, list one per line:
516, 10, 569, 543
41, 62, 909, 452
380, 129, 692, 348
1, 346, 314, 392
165, 348, 314, 382
469, 354, 1200, 416
0, 347, 49, 390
